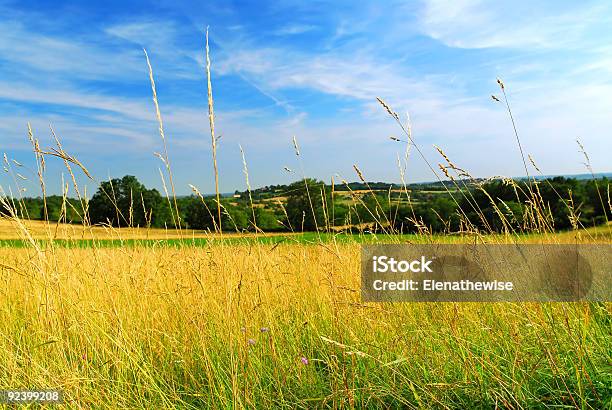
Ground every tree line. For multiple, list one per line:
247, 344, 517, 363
2, 175, 609, 233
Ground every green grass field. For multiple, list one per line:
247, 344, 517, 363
1, 223, 609, 248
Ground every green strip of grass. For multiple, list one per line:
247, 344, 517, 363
0, 233, 426, 248
3, 228, 604, 248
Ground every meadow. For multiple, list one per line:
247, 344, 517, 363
0, 216, 610, 408
0, 38, 610, 409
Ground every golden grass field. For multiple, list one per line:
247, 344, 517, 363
0, 218, 292, 240
1, 218, 610, 243
0, 217, 610, 408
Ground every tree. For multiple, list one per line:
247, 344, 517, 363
251, 207, 282, 231
284, 179, 329, 231
353, 193, 389, 225
183, 196, 250, 232
331, 202, 350, 228
88, 175, 170, 227
222, 206, 248, 231
184, 196, 216, 230
392, 195, 458, 233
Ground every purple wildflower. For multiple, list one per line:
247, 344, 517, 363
247, 338, 256, 346
300, 357, 309, 365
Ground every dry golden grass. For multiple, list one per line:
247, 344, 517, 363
1, 216, 609, 243
0, 218, 298, 240
0, 241, 610, 408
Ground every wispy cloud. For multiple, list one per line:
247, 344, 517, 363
274, 24, 317, 35
0, 83, 153, 121
214, 43, 442, 107
0, 21, 143, 81
419, 0, 612, 50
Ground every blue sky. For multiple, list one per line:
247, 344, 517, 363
1, 0, 611, 196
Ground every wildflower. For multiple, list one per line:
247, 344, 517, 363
247, 338, 256, 346
240, 326, 246, 333
260, 327, 269, 333
300, 357, 309, 365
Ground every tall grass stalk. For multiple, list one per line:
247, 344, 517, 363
205, 28, 222, 234
144, 49, 182, 232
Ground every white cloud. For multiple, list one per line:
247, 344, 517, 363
215, 45, 442, 107
274, 24, 317, 35
0, 21, 144, 80
106, 21, 175, 45
419, 0, 610, 50
0, 83, 154, 121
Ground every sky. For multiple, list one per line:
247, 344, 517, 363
1, 0, 611, 196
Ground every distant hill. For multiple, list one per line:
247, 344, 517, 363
529, 172, 612, 181
222, 172, 610, 199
